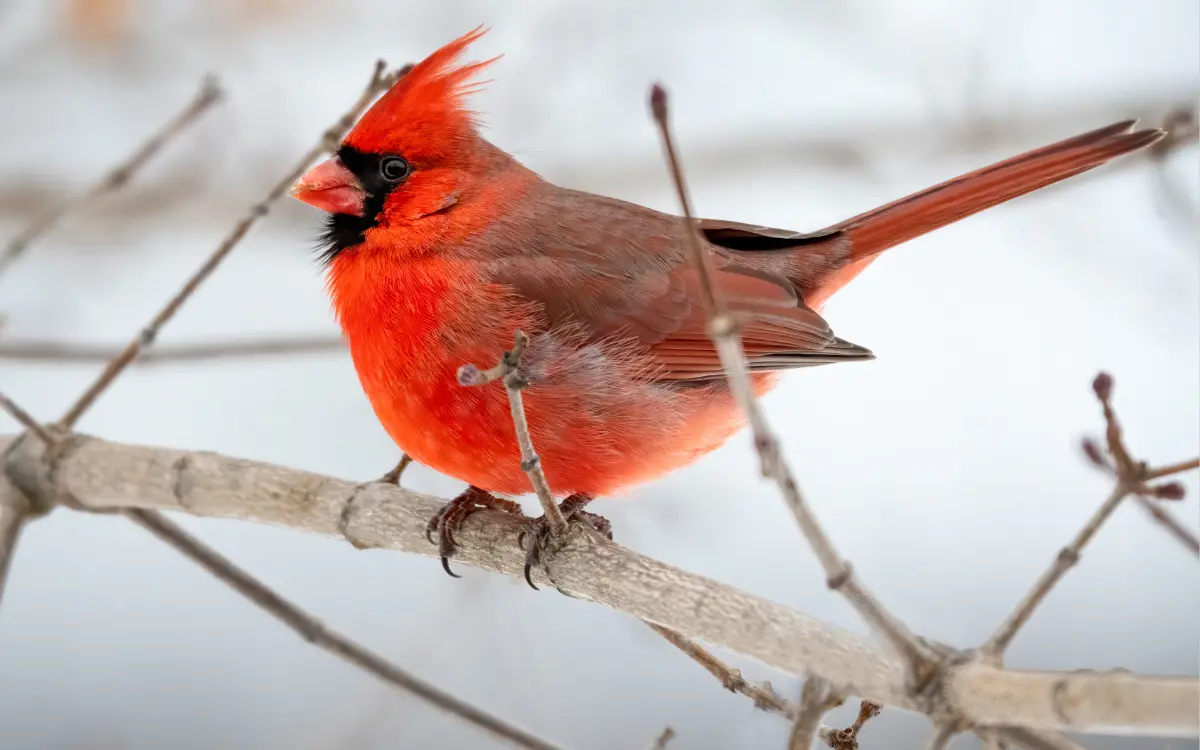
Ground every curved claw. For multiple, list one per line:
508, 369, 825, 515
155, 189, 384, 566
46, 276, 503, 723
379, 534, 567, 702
519, 496, 612, 591
441, 556, 462, 579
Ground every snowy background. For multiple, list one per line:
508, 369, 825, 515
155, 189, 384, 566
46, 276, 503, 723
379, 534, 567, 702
0, 1, 1197, 748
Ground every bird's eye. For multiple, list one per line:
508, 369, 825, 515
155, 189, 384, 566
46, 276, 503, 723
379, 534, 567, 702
379, 156, 410, 182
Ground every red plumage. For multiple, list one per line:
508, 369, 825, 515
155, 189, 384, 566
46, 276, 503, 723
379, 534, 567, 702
292, 28, 1162, 527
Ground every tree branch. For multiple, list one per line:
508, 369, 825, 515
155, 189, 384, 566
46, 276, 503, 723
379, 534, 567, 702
646, 622, 796, 719
0, 77, 222, 280
648, 83, 934, 677
459, 330, 566, 532
3, 433, 1194, 737
788, 677, 843, 749
56, 60, 396, 430
123, 506, 562, 750
0, 335, 346, 365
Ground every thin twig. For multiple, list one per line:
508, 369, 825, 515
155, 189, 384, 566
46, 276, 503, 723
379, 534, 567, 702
984, 485, 1128, 654
1144, 457, 1200, 481
648, 83, 933, 675
379, 453, 414, 486
0, 391, 57, 611
0, 389, 56, 446
985, 372, 1198, 654
818, 701, 883, 749
1131, 493, 1200, 554
647, 622, 796, 719
0, 335, 345, 365
788, 676, 843, 749
56, 61, 396, 430
644, 726, 675, 750
458, 330, 566, 533
0, 77, 222, 279
125, 508, 561, 750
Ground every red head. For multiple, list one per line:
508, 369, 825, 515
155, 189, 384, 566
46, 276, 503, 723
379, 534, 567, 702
291, 27, 508, 263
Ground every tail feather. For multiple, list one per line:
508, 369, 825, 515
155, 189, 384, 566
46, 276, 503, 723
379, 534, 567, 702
833, 120, 1165, 260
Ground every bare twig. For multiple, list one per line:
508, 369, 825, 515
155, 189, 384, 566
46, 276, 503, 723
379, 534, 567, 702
984, 484, 1128, 654
644, 726, 675, 750
0, 389, 55, 446
458, 330, 566, 533
817, 701, 882, 749
1131, 493, 1200, 554
4, 433, 1196, 736
125, 508, 561, 750
647, 622, 796, 719
985, 372, 1199, 654
0, 77, 222, 279
0, 335, 345, 365
379, 453, 414, 486
788, 677, 843, 749
648, 83, 933, 675
1144, 457, 1200, 481
56, 61, 396, 430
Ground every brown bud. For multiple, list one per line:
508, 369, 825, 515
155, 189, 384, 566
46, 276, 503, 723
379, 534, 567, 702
649, 83, 668, 121
1150, 482, 1186, 501
1092, 372, 1113, 402
1081, 438, 1108, 468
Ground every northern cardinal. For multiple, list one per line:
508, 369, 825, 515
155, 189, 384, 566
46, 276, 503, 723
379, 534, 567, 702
292, 27, 1163, 576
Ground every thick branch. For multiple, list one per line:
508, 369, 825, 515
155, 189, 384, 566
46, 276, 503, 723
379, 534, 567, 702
2, 433, 1195, 737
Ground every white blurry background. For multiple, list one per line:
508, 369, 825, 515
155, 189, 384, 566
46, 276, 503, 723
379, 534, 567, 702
0, 1, 1197, 748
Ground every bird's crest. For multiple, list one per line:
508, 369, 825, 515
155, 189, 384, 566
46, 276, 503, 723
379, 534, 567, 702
343, 26, 497, 160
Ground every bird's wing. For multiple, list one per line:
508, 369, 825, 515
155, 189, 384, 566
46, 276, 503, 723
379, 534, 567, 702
475, 192, 871, 382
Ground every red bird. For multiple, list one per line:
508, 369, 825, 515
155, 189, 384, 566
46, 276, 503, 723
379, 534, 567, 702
292, 28, 1163, 575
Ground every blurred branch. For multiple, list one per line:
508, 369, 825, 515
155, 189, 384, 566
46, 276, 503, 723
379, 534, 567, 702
787, 676, 842, 749
55, 61, 397, 430
123, 506, 563, 750
0, 335, 345, 365
1149, 103, 1200, 233
0, 77, 222, 280
644, 727, 675, 750
2, 433, 1195, 736
552, 91, 1197, 194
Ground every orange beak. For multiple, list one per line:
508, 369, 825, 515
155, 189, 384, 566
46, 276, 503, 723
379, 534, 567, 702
291, 157, 366, 217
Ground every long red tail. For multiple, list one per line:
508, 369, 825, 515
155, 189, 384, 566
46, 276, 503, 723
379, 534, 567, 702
804, 120, 1164, 307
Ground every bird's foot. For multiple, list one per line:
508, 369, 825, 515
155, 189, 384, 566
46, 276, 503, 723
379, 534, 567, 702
426, 486, 525, 577
376, 453, 413, 486
518, 493, 612, 590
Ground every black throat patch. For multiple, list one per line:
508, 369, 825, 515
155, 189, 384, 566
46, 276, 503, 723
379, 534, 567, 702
315, 145, 399, 265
